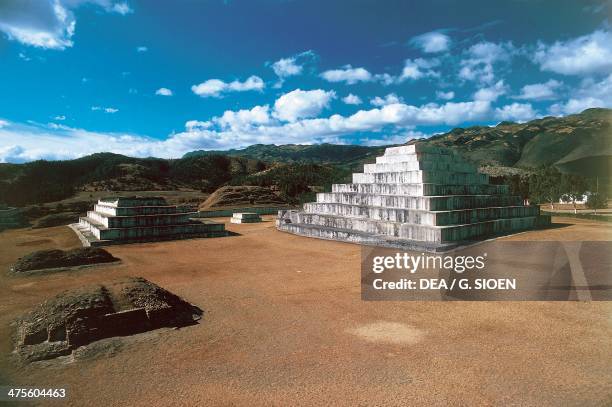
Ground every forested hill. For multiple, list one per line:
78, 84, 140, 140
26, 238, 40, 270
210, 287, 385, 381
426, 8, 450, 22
0, 153, 266, 206
185, 108, 612, 173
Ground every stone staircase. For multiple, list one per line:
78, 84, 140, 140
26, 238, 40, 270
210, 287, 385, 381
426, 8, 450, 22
277, 144, 550, 252
71, 196, 227, 246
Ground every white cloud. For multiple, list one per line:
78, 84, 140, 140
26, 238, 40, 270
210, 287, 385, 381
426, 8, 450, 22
0, 95, 498, 162
0, 119, 9, 128
0, 0, 132, 50
459, 41, 515, 84
342, 94, 363, 105
534, 30, 612, 76
155, 87, 173, 96
53, 115, 66, 120
320, 65, 372, 85
370, 93, 404, 107
494, 103, 537, 122
273, 89, 336, 122
473, 80, 507, 102
185, 120, 212, 131
216, 105, 272, 130
136, 46, 148, 52
548, 73, 612, 115
111, 2, 132, 15
270, 50, 316, 87
191, 75, 265, 97
410, 31, 451, 53
436, 90, 455, 100
399, 58, 439, 81
92, 106, 118, 113
514, 79, 562, 101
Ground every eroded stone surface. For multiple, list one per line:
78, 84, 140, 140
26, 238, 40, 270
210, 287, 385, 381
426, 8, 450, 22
16, 277, 202, 362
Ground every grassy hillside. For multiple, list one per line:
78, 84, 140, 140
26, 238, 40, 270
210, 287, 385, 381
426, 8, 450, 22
422, 108, 611, 172
184, 143, 385, 168
0, 153, 266, 206
2, 108, 609, 207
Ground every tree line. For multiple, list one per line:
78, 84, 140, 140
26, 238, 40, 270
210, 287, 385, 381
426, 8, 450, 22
494, 167, 608, 214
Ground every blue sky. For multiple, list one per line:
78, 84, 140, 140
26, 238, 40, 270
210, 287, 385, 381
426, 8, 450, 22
0, 0, 611, 162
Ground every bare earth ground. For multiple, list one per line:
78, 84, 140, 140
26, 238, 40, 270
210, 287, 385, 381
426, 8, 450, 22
0, 216, 611, 406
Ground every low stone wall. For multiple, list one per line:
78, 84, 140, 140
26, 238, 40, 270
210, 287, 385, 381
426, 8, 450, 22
195, 206, 294, 218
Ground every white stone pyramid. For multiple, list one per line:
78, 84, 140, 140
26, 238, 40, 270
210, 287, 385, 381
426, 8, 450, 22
277, 143, 549, 251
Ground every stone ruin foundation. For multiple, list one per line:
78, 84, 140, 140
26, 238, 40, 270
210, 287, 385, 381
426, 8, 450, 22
277, 143, 550, 252
16, 277, 202, 362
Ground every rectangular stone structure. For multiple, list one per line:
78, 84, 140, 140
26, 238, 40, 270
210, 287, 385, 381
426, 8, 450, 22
70, 196, 228, 246
277, 143, 550, 252
230, 212, 262, 224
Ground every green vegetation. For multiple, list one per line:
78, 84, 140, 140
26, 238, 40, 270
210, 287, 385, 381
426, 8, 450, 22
184, 143, 385, 167
0, 153, 265, 206
1, 108, 610, 209
586, 192, 608, 215
229, 164, 352, 203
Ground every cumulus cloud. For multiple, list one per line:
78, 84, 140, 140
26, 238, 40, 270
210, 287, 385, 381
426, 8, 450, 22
370, 93, 404, 107
0, 0, 132, 50
459, 41, 515, 84
273, 89, 336, 122
534, 29, 612, 76
399, 58, 439, 81
320, 65, 372, 84
0, 91, 503, 162
191, 75, 265, 97
216, 105, 272, 130
410, 31, 451, 53
270, 50, 316, 87
436, 90, 455, 100
473, 80, 507, 102
320, 65, 396, 85
514, 79, 562, 101
185, 120, 212, 131
494, 103, 537, 122
155, 87, 173, 96
342, 94, 363, 105
548, 73, 612, 115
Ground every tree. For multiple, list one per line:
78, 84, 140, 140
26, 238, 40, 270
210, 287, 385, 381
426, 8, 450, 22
528, 167, 562, 209
586, 192, 608, 215
560, 174, 588, 214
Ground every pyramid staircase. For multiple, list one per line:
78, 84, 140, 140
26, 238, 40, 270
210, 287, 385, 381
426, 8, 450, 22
277, 144, 550, 252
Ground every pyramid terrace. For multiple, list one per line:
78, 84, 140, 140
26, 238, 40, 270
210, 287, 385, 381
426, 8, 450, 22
277, 143, 550, 252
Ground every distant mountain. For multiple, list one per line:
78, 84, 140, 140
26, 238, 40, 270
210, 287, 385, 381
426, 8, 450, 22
184, 143, 385, 168
2, 108, 609, 207
185, 108, 612, 175
419, 108, 611, 173
0, 153, 266, 206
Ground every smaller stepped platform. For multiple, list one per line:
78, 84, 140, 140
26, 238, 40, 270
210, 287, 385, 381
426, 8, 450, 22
231, 212, 262, 224
70, 196, 228, 246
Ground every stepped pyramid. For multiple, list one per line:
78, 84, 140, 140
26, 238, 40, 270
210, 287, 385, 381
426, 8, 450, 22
277, 143, 550, 252
71, 196, 227, 246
